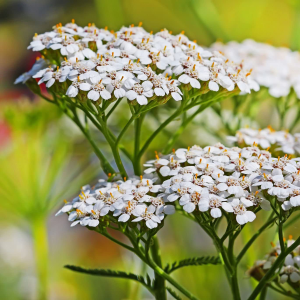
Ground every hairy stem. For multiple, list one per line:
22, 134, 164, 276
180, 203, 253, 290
137, 102, 185, 160
133, 114, 145, 175
150, 236, 167, 300
163, 101, 211, 154
106, 98, 123, 119
98, 117, 128, 178
125, 229, 198, 299
71, 109, 115, 175
236, 216, 277, 264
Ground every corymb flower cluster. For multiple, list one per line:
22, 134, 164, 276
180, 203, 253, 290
228, 126, 300, 155
56, 177, 175, 229
212, 39, 300, 98
57, 141, 300, 228
16, 21, 259, 105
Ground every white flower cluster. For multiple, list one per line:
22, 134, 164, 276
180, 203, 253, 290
228, 127, 300, 155
144, 143, 300, 224
211, 39, 300, 98
16, 21, 258, 105
252, 154, 300, 211
249, 238, 300, 284
145, 144, 269, 225
56, 177, 175, 229
57, 142, 300, 229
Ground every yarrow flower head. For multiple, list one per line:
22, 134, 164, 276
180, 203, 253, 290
211, 39, 300, 98
228, 126, 300, 155
144, 139, 300, 225
16, 21, 258, 108
55, 176, 175, 229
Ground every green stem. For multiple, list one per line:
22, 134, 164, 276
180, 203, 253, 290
98, 117, 128, 178
32, 216, 49, 300
101, 230, 135, 253
106, 98, 122, 119
138, 104, 183, 160
225, 233, 240, 300
71, 110, 115, 175
231, 272, 241, 300
259, 286, 268, 300
149, 261, 198, 300
115, 115, 135, 147
163, 102, 211, 154
150, 236, 167, 300
125, 230, 197, 299
195, 215, 240, 299
236, 216, 277, 264
268, 284, 299, 299
278, 212, 285, 252
107, 130, 133, 162
133, 114, 144, 175
55, 98, 115, 175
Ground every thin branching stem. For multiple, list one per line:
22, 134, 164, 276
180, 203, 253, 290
236, 216, 277, 264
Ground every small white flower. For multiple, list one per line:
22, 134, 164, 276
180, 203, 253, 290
179, 188, 209, 213
66, 77, 81, 97
178, 64, 209, 89
81, 81, 112, 101
198, 194, 233, 218
68, 207, 88, 227
49, 35, 80, 56
132, 205, 162, 229
55, 200, 73, 216
126, 81, 154, 105
280, 266, 300, 283
114, 200, 138, 222
28, 32, 56, 51
230, 198, 256, 225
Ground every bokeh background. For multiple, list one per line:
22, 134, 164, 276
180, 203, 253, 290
1, 0, 300, 299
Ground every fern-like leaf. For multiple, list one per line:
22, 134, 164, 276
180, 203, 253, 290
65, 265, 154, 292
164, 256, 221, 273
166, 286, 183, 300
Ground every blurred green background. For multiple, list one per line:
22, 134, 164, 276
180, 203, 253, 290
1, 0, 300, 299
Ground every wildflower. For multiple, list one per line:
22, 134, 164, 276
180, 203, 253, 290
68, 207, 88, 227
229, 198, 256, 225
178, 64, 209, 89
132, 205, 162, 229
211, 39, 300, 98
28, 32, 56, 51
81, 80, 112, 101
49, 35, 80, 56
66, 76, 82, 97
126, 82, 154, 105
114, 200, 138, 222
198, 194, 233, 218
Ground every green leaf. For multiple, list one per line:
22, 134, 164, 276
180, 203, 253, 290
164, 256, 221, 273
65, 265, 154, 292
166, 286, 183, 300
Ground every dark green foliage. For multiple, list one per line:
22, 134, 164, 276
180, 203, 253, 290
164, 256, 221, 274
